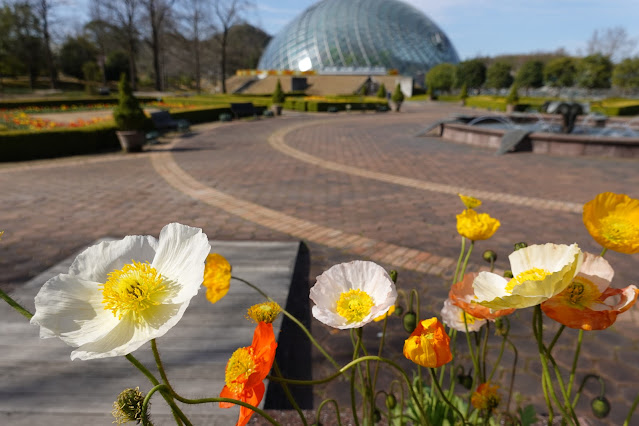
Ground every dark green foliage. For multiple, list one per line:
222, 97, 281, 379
576, 54, 613, 90
59, 36, 98, 80
485, 61, 513, 89
612, 57, 639, 91
544, 57, 577, 88
460, 83, 468, 100
506, 84, 519, 104
376, 83, 387, 98
105, 51, 130, 82
391, 83, 405, 103
515, 60, 544, 92
517, 404, 538, 426
425, 63, 456, 93
455, 59, 487, 91
272, 79, 285, 104
82, 61, 101, 94
0, 124, 119, 162
112, 74, 151, 131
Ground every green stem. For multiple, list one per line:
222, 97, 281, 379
600, 247, 608, 257
572, 374, 604, 408
623, 392, 639, 426
532, 307, 553, 422
232, 276, 340, 370
126, 354, 190, 426
316, 399, 343, 426
505, 338, 518, 413
429, 368, 466, 424
459, 240, 475, 279
488, 329, 507, 382
141, 383, 169, 426
272, 361, 308, 426
463, 313, 481, 385
481, 321, 489, 382
173, 394, 280, 425
0, 287, 33, 320
150, 339, 184, 426
548, 325, 566, 353
453, 236, 466, 284
567, 330, 584, 399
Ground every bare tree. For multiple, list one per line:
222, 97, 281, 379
586, 26, 637, 62
32, 0, 57, 88
213, 0, 248, 93
104, 0, 141, 89
141, 0, 174, 91
87, 0, 110, 85
175, 0, 212, 93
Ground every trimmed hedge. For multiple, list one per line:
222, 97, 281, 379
591, 103, 639, 116
0, 123, 120, 162
0, 97, 158, 110
170, 105, 266, 124
284, 99, 388, 112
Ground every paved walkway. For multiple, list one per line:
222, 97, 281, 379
1, 103, 638, 425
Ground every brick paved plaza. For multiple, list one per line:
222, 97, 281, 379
1, 103, 637, 425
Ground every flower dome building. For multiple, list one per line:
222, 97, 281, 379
257, 0, 460, 77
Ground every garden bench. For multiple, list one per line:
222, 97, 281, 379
150, 110, 190, 133
230, 102, 258, 119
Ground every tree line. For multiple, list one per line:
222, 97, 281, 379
0, 0, 270, 93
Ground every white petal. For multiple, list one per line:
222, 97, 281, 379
68, 236, 157, 282
31, 274, 117, 340
472, 272, 509, 302
578, 252, 614, 294
509, 243, 582, 275
151, 223, 211, 303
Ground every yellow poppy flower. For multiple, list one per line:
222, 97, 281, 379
203, 253, 231, 304
473, 243, 583, 310
458, 193, 482, 209
456, 209, 500, 241
403, 317, 452, 368
583, 192, 639, 254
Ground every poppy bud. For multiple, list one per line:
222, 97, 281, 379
482, 250, 497, 263
591, 396, 611, 418
394, 305, 404, 316
503, 270, 514, 278
389, 270, 398, 283
514, 242, 528, 251
403, 311, 417, 333
385, 394, 397, 409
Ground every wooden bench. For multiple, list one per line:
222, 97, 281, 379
230, 102, 258, 119
150, 110, 190, 132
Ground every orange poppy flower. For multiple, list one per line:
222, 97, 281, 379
450, 273, 515, 320
583, 192, 639, 254
220, 322, 278, 426
403, 317, 452, 368
541, 252, 639, 330
471, 382, 501, 412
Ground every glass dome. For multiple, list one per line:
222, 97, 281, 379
258, 0, 460, 76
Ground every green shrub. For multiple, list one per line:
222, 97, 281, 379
391, 84, 405, 103
0, 123, 119, 162
506, 84, 520, 105
112, 74, 152, 131
272, 79, 286, 105
460, 83, 468, 100
376, 83, 387, 98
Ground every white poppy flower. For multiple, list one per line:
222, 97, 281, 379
310, 260, 397, 329
30, 223, 211, 360
441, 299, 486, 332
473, 243, 583, 310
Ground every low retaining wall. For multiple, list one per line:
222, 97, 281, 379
440, 122, 639, 158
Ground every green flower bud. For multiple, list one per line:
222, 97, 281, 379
403, 311, 417, 333
389, 270, 398, 283
373, 408, 382, 423
504, 270, 514, 278
457, 373, 473, 390
112, 387, 150, 425
514, 242, 528, 251
394, 305, 404, 316
482, 250, 497, 263
385, 393, 397, 410
591, 396, 611, 418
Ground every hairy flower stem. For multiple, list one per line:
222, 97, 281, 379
548, 325, 566, 353
126, 353, 190, 426
453, 236, 466, 284
567, 330, 584, 399
316, 399, 343, 426
232, 276, 340, 369
150, 339, 184, 426
459, 240, 475, 279
488, 329, 507, 382
623, 391, 639, 425
505, 338, 518, 413
0, 288, 33, 320
428, 368, 466, 424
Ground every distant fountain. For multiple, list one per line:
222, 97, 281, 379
541, 101, 585, 133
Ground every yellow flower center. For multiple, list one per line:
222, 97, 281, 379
336, 289, 374, 323
505, 268, 550, 293
101, 261, 170, 322
559, 277, 601, 309
247, 301, 282, 324
225, 347, 256, 394
600, 215, 639, 243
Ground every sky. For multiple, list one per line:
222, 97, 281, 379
59, 0, 639, 61
245, 0, 639, 60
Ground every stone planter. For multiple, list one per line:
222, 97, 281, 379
271, 104, 283, 116
392, 102, 402, 112
506, 104, 516, 114
116, 130, 146, 153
